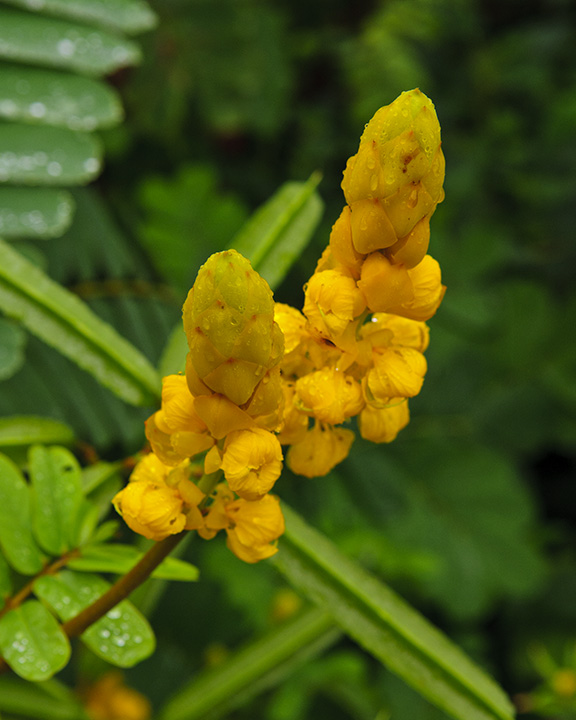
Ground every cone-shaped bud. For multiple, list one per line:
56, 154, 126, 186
341, 89, 445, 246
183, 250, 284, 406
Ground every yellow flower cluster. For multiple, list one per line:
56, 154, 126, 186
113, 89, 445, 562
113, 250, 286, 562
275, 88, 445, 478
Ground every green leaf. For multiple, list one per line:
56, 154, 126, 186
0, 317, 26, 380
138, 164, 249, 293
0, 600, 70, 681
0, 187, 75, 239
29, 445, 84, 555
0, 452, 44, 575
0, 9, 141, 76
82, 460, 123, 494
67, 543, 199, 581
273, 504, 515, 720
0, 238, 161, 405
0, 416, 75, 450
230, 172, 323, 290
1, 0, 157, 35
0, 123, 101, 185
34, 570, 155, 667
160, 607, 340, 720
0, 64, 123, 131
0, 676, 89, 720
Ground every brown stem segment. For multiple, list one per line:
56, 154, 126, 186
62, 531, 185, 638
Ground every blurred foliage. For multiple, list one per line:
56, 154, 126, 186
1, 0, 576, 718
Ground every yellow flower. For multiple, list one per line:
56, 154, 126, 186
388, 254, 446, 321
84, 672, 151, 720
365, 346, 427, 402
349, 198, 398, 254
225, 494, 285, 563
303, 268, 366, 341
329, 206, 363, 276
183, 250, 284, 405
220, 428, 283, 500
358, 400, 410, 443
295, 367, 364, 425
357, 251, 414, 313
276, 382, 309, 445
364, 313, 430, 353
386, 214, 431, 269
287, 423, 354, 478
145, 412, 214, 467
113, 479, 186, 541
154, 374, 206, 435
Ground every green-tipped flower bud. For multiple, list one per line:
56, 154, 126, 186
183, 250, 284, 406
341, 89, 445, 256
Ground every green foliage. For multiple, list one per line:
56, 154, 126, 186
1, 0, 575, 718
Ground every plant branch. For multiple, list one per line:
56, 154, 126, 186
61, 531, 186, 638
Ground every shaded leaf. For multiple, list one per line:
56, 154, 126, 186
0, 238, 161, 406
0, 9, 141, 76
0, 64, 123, 130
0, 317, 26, 380
160, 607, 340, 720
1, 0, 157, 35
0, 187, 74, 239
0, 123, 101, 185
274, 504, 515, 720
138, 164, 249, 293
0, 416, 74, 451
34, 570, 155, 667
67, 543, 199, 581
0, 452, 44, 575
0, 600, 70, 681
0, 675, 89, 719
29, 445, 83, 555
231, 173, 323, 290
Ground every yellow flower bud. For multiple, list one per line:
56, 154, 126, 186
145, 412, 214, 466
357, 252, 414, 313
84, 672, 151, 720
359, 400, 410, 443
329, 206, 363, 276
241, 367, 284, 426
386, 215, 431, 268
193, 393, 254, 440
183, 250, 284, 406
349, 198, 398, 254
113, 479, 186, 541
342, 89, 444, 210
225, 494, 284, 558
362, 313, 430, 353
295, 367, 364, 425
388, 254, 446, 321
287, 423, 354, 478
303, 268, 366, 341
154, 374, 206, 435
276, 382, 310, 445
365, 347, 427, 402
221, 428, 283, 500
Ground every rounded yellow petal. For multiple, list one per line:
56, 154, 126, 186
113, 481, 186, 541
155, 374, 206, 435
225, 530, 279, 563
366, 347, 427, 401
303, 268, 366, 340
225, 494, 285, 549
329, 205, 363, 276
357, 252, 414, 313
349, 198, 398, 253
388, 254, 446, 321
221, 428, 283, 500
287, 423, 354, 478
130, 452, 169, 484
295, 367, 364, 425
358, 400, 410, 443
